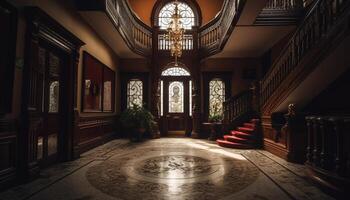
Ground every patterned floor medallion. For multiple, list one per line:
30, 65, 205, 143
86, 147, 260, 200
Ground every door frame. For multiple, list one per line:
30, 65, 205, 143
160, 76, 192, 136
19, 7, 84, 178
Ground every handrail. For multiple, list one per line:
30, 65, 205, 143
260, 0, 349, 109
105, 0, 152, 56
223, 90, 253, 125
198, 0, 244, 57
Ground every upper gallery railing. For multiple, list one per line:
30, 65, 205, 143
255, 0, 305, 25
260, 0, 349, 109
106, 0, 152, 56
198, 0, 244, 57
265, 0, 303, 9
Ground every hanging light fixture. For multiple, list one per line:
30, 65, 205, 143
167, 0, 184, 66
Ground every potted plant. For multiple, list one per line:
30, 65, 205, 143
119, 104, 156, 142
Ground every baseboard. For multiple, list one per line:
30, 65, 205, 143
74, 132, 116, 156
263, 138, 289, 160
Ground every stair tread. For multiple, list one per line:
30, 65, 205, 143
238, 127, 255, 131
231, 130, 253, 136
244, 123, 255, 127
224, 135, 252, 141
216, 139, 254, 149
224, 135, 255, 144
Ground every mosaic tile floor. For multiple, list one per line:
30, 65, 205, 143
0, 138, 334, 200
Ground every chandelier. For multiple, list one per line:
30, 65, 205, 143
167, 0, 184, 66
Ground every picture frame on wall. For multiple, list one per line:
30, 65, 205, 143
82, 52, 115, 113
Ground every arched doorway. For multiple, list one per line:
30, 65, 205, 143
160, 63, 192, 136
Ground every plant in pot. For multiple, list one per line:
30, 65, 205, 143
119, 104, 155, 142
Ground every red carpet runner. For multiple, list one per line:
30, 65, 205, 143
217, 119, 259, 149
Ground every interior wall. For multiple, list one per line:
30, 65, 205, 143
127, 0, 224, 27
120, 58, 150, 72
11, 0, 121, 116
201, 58, 262, 96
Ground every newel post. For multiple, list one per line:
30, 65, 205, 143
282, 103, 307, 163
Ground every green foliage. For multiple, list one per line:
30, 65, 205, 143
209, 101, 223, 122
208, 114, 223, 123
119, 104, 155, 132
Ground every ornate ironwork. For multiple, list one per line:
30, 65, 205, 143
209, 79, 225, 117
162, 67, 190, 76
127, 79, 143, 108
159, 2, 195, 30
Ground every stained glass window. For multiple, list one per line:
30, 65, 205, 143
162, 67, 190, 76
49, 81, 59, 113
209, 79, 225, 117
159, 2, 195, 30
169, 81, 184, 113
127, 79, 143, 108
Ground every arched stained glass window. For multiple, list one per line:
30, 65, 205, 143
158, 2, 195, 30
169, 81, 184, 113
209, 79, 225, 117
162, 67, 190, 76
127, 79, 143, 108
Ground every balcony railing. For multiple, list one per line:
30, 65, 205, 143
106, 0, 152, 56
199, 0, 244, 57
260, 0, 349, 110
265, 0, 303, 10
158, 34, 193, 51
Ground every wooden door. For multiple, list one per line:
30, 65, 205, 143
35, 44, 65, 167
164, 79, 189, 134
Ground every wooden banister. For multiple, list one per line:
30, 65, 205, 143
260, 0, 349, 113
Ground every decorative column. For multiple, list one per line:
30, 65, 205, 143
191, 26, 201, 138
150, 26, 161, 138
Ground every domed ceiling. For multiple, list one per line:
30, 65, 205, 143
128, 0, 224, 27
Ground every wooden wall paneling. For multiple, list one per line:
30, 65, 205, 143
0, 118, 17, 190
75, 115, 116, 155
0, 1, 18, 190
